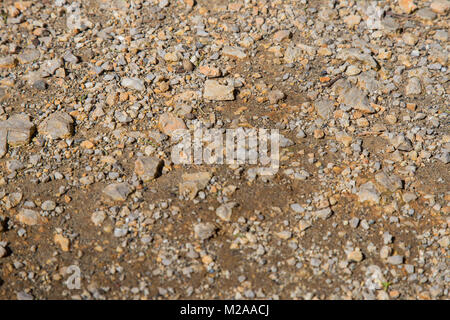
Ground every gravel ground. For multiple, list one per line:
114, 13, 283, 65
0, 0, 449, 300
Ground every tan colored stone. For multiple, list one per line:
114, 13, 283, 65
158, 113, 187, 136
38, 112, 74, 139
134, 156, 164, 182
0, 56, 17, 69
54, 234, 70, 252
430, 0, 450, 14
398, 0, 417, 14
203, 80, 234, 101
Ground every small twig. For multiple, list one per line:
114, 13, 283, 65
322, 75, 345, 88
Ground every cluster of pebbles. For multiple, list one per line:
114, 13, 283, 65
0, 0, 448, 299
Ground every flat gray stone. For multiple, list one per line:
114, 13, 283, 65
358, 182, 380, 204
336, 82, 375, 114
103, 183, 134, 201
315, 99, 335, 120
387, 255, 404, 265
17, 49, 40, 64
216, 202, 238, 221
121, 77, 145, 91
313, 208, 333, 220
375, 172, 403, 192
193, 222, 216, 240
222, 46, 247, 59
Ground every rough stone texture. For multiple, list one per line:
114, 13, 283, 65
0, 114, 36, 147
179, 172, 212, 200
0, 56, 17, 69
158, 113, 187, 136
358, 182, 380, 204
194, 222, 216, 240
121, 77, 145, 91
134, 157, 164, 182
336, 83, 375, 114
222, 46, 247, 59
103, 183, 134, 201
16, 209, 42, 226
315, 99, 335, 120
38, 112, 74, 139
375, 172, 403, 192
203, 80, 235, 101
216, 202, 238, 221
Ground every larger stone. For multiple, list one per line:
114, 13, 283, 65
398, 0, 417, 13
336, 48, 379, 70
313, 208, 333, 220
121, 77, 145, 91
222, 46, 247, 59
431, 0, 450, 14
38, 112, 74, 139
375, 172, 403, 192
134, 157, 164, 182
158, 113, 187, 136
335, 131, 353, 147
40, 59, 63, 77
103, 183, 134, 201
273, 30, 291, 42
193, 222, 216, 240
16, 209, 43, 226
216, 202, 238, 221
17, 49, 40, 64
337, 85, 375, 114
179, 172, 212, 200
314, 99, 335, 120
203, 80, 234, 101
405, 77, 422, 96
0, 114, 36, 147
0, 56, 17, 69
358, 182, 380, 204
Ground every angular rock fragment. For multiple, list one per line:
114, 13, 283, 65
313, 208, 333, 220
40, 59, 63, 77
358, 182, 380, 204
405, 77, 422, 96
336, 48, 379, 70
17, 49, 40, 64
103, 183, 134, 201
121, 77, 145, 91
134, 157, 164, 182
430, 0, 450, 14
158, 113, 187, 136
194, 222, 216, 240
273, 30, 291, 42
315, 99, 334, 120
179, 172, 211, 200
375, 172, 403, 192
0, 114, 35, 148
335, 131, 353, 147
38, 112, 74, 139
216, 202, 238, 221
16, 209, 44, 226
203, 80, 234, 101
268, 90, 285, 104
337, 86, 375, 114
222, 46, 247, 59
0, 56, 17, 69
